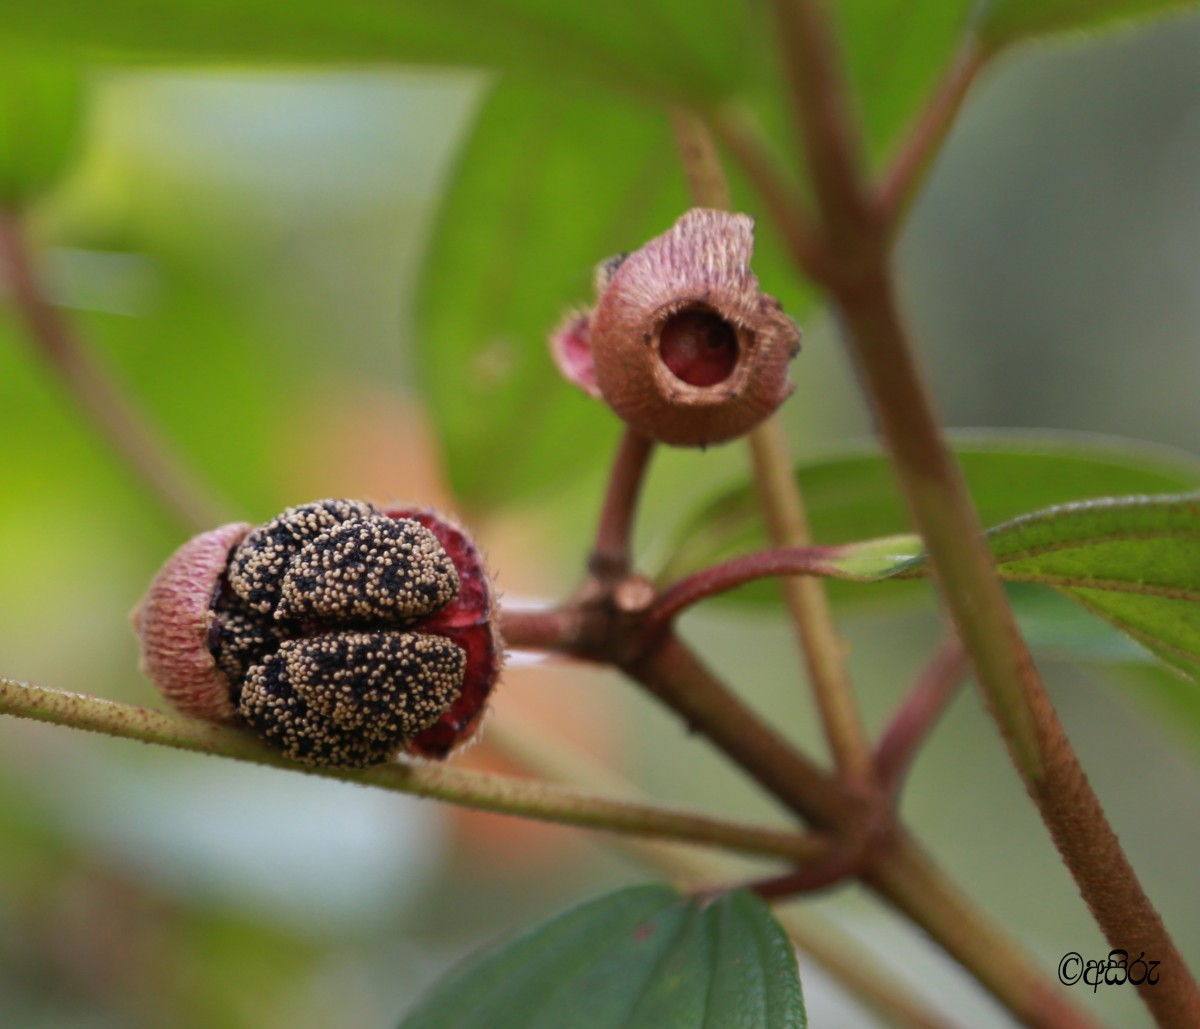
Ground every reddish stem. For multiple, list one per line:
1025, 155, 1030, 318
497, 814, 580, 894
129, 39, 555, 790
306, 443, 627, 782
590, 428, 655, 579
877, 39, 985, 228
875, 637, 969, 799
651, 545, 843, 625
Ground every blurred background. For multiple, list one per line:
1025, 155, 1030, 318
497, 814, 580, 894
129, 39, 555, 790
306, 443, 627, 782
2, 11, 1200, 1028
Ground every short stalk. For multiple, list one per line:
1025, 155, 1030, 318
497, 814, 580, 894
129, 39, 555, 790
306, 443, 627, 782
589, 428, 655, 579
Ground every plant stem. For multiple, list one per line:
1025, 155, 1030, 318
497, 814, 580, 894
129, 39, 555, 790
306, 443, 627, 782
670, 107, 732, 210
490, 714, 957, 1029
671, 107, 872, 785
875, 636, 969, 798
623, 636, 1096, 1026
499, 605, 583, 654
763, 0, 1199, 1020
0, 675, 835, 867
589, 428, 655, 579
650, 545, 843, 624
877, 39, 985, 229
867, 831, 1098, 1029
837, 266, 1199, 1026
0, 208, 229, 533
767, 0, 877, 252
749, 420, 873, 783
625, 634, 850, 829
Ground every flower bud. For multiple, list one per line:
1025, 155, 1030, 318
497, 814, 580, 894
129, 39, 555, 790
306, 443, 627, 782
133, 501, 502, 768
550, 208, 801, 446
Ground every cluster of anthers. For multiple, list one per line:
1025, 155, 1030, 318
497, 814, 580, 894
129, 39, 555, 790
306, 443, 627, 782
134, 500, 501, 768
134, 208, 799, 770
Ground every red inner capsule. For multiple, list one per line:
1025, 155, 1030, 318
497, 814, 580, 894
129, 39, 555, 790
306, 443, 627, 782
388, 509, 500, 759
658, 308, 739, 387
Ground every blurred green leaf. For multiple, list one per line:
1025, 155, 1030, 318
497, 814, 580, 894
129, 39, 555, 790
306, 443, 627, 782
417, 80, 692, 510
660, 430, 1200, 591
0, 55, 84, 204
399, 884, 805, 1029
836, 2, 976, 161
2, 0, 748, 104
980, 0, 1200, 49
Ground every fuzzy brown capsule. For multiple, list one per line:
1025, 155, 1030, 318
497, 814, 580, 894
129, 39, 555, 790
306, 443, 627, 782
133, 500, 502, 768
550, 208, 800, 447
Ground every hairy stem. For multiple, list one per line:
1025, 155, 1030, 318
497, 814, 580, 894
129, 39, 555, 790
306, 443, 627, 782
589, 428, 656, 579
0, 209, 229, 532
0, 676, 833, 866
875, 636, 969, 798
838, 266, 1199, 1026
749, 420, 872, 783
764, 0, 1198, 1021
626, 634, 859, 829
867, 831, 1099, 1029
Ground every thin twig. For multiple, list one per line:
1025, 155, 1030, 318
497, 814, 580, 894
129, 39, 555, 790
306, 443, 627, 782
670, 111, 872, 785
0, 208, 230, 532
877, 39, 985, 230
0, 675, 834, 866
650, 545, 845, 625
749, 420, 874, 784
875, 637, 969, 799
589, 428, 656, 579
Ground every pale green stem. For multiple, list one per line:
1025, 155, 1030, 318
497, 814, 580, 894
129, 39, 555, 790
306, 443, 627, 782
0, 676, 830, 866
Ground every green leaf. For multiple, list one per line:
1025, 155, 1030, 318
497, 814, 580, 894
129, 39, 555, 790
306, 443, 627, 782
660, 430, 1200, 589
399, 885, 805, 1029
0, 54, 84, 204
417, 80, 691, 510
979, 0, 1200, 50
2, 1, 747, 105
813, 494, 1200, 682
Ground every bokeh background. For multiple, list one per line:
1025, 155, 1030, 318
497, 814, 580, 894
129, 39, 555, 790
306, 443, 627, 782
2, 11, 1200, 1028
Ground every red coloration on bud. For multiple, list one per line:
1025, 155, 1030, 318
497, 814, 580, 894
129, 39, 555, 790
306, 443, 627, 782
386, 508, 502, 759
133, 500, 502, 768
549, 312, 601, 398
658, 308, 739, 387
549, 209, 801, 447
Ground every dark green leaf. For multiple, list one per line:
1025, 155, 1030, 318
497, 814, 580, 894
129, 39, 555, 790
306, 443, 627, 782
979, 0, 1200, 50
0, 54, 84, 204
398, 885, 805, 1029
417, 80, 691, 510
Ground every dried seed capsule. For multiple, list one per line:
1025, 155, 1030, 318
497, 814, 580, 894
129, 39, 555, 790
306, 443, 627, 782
550, 208, 801, 447
133, 500, 502, 768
